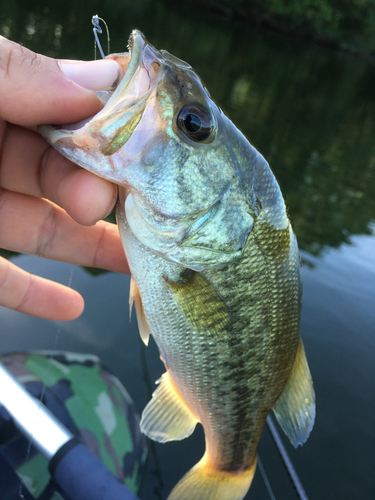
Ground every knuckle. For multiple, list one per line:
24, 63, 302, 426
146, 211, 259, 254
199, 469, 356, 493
15, 273, 35, 313
35, 204, 59, 256
0, 37, 42, 83
38, 144, 51, 197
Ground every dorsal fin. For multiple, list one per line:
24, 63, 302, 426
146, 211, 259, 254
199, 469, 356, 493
272, 340, 315, 447
129, 276, 151, 346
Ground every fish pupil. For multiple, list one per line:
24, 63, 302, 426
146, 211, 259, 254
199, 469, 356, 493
184, 113, 201, 133
177, 104, 213, 142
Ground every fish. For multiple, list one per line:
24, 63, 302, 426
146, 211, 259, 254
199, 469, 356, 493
40, 30, 315, 500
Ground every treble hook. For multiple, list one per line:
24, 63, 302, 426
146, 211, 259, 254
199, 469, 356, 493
92, 14, 110, 59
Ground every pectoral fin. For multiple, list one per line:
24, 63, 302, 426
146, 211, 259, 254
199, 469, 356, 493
165, 270, 231, 336
272, 340, 315, 447
129, 276, 151, 346
140, 371, 198, 443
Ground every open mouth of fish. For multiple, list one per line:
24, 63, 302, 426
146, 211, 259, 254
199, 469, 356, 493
39, 30, 163, 184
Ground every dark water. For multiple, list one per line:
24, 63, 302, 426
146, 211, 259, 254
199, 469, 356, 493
1, 1, 374, 499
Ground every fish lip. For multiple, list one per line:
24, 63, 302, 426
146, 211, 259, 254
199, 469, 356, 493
39, 29, 162, 156
121, 29, 148, 90
107, 29, 161, 105
89, 29, 154, 117
128, 29, 146, 55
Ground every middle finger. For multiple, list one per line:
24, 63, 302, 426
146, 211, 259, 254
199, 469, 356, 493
0, 124, 117, 225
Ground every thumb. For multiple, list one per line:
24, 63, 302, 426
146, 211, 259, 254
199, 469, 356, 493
0, 37, 121, 127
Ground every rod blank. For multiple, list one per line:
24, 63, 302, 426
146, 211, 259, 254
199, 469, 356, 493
0, 362, 73, 460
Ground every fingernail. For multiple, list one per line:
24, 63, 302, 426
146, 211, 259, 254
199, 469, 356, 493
59, 59, 122, 91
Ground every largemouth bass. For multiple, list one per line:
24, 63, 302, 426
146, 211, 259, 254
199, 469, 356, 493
40, 30, 315, 500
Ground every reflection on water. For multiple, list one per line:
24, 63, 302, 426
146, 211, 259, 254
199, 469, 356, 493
0, 1, 374, 499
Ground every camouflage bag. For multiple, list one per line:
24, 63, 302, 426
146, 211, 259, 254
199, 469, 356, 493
0, 351, 146, 500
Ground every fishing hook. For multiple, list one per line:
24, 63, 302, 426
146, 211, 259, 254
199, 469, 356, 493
92, 14, 110, 60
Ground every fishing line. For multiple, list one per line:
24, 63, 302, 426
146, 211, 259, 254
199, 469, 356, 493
266, 415, 309, 500
92, 14, 110, 60
257, 454, 277, 500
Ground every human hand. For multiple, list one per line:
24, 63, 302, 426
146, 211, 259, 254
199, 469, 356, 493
0, 37, 129, 321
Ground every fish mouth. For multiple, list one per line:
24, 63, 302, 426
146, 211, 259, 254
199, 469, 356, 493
39, 30, 162, 183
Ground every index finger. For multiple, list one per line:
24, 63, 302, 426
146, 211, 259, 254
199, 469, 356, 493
0, 124, 117, 226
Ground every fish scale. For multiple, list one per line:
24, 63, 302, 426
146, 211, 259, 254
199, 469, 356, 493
40, 29, 315, 500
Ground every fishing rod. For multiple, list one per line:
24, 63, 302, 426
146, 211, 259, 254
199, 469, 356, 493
0, 362, 139, 500
267, 415, 309, 500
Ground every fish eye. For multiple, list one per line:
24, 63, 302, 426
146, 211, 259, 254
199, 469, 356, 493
177, 104, 214, 143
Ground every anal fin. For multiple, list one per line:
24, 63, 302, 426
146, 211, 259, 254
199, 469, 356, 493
129, 276, 151, 346
140, 371, 198, 443
273, 340, 315, 447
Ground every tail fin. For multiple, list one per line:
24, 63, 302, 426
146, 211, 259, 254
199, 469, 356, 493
167, 454, 256, 500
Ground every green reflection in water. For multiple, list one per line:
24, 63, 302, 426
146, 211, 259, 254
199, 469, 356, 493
1, 0, 374, 259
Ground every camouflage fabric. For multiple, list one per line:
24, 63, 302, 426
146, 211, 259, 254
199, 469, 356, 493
0, 351, 146, 500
